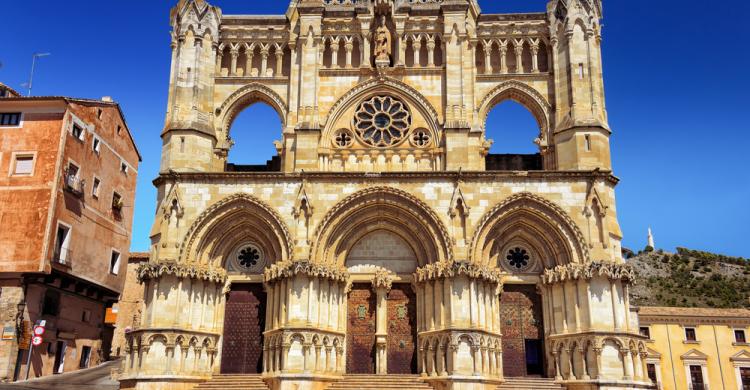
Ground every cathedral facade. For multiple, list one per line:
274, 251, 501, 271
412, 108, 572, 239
118, 1, 650, 389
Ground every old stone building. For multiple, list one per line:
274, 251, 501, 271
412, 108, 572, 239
119, 0, 649, 389
0, 93, 141, 380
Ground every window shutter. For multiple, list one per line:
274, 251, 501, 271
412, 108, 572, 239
14, 156, 33, 174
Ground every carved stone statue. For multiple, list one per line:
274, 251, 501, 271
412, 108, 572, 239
374, 15, 392, 63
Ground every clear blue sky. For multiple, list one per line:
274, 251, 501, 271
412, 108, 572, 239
2, 1, 748, 257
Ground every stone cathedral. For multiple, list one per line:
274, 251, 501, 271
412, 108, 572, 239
119, 0, 650, 389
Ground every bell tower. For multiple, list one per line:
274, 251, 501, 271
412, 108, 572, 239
548, 0, 611, 170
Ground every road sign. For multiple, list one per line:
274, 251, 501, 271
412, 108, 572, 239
33, 326, 45, 336
31, 336, 43, 347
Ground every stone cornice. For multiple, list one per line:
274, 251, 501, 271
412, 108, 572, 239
414, 261, 503, 286
136, 262, 228, 284
153, 170, 620, 186
264, 260, 349, 283
639, 315, 750, 327
541, 261, 636, 285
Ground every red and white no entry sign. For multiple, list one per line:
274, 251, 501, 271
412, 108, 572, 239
32, 326, 45, 336
31, 336, 43, 346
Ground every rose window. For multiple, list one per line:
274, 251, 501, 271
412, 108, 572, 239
234, 244, 264, 273
506, 247, 530, 270
334, 129, 353, 148
353, 96, 411, 147
411, 130, 431, 147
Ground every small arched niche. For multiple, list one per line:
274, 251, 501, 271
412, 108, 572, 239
346, 230, 418, 275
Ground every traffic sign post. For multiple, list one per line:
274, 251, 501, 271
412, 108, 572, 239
25, 320, 45, 380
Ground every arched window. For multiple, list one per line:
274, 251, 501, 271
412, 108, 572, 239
484, 100, 542, 170
226, 102, 282, 171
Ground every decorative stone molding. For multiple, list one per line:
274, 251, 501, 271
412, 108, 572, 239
470, 192, 590, 265
414, 261, 503, 285
371, 269, 395, 292
541, 261, 636, 285
264, 260, 349, 284
136, 262, 227, 284
477, 80, 552, 137
179, 192, 293, 264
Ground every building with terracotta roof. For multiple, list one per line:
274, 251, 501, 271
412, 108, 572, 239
638, 306, 750, 390
0, 93, 141, 380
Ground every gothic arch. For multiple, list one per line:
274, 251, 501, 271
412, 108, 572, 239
215, 83, 288, 137
179, 193, 293, 268
477, 80, 552, 143
310, 187, 452, 267
470, 192, 589, 268
322, 77, 441, 141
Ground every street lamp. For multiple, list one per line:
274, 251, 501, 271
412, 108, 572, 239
26, 52, 51, 96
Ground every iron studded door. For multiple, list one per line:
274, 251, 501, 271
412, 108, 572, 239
220, 284, 266, 374
347, 283, 377, 374
387, 284, 418, 374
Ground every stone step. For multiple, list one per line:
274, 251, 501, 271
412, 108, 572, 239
327, 375, 434, 390
194, 375, 269, 390
497, 377, 563, 390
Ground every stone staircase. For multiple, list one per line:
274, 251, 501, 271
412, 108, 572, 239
327, 375, 434, 390
194, 375, 270, 390
497, 377, 564, 390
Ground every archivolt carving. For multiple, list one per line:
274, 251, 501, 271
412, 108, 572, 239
215, 82, 288, 134
541, 261, 636, 285
136, 262, 228, 284
322, 77, 441, 139
179, 193, 293, 265
477, 80, 552, 141
414, 261, 503, 286
470, 192, 589, 266
264, 260, 349, 284
310, 186, 453, 266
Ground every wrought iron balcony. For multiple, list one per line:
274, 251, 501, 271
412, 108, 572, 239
64, 173, 85, 197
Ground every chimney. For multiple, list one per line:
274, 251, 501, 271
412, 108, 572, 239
101, 96, 113, 102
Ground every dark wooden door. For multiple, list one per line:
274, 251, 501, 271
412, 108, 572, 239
347, 283, 376, 374
387, 284, 417, 374
500, 284, 544, 377
220, 284, 266, 374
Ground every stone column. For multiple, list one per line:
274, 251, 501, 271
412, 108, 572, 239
275, 48, 284, 77
579, 347, 590, 380
230, 48, 239, 76
412, 39, 422, 67
215, 49, 223, 76
246, 49, 254, 77
566, 348, 576, 380
622, 349, 634, 380
553, 351, 562, 380
594, 347, 602, 380
633, 349, 643, 380
260, 48, 269, 76
611, 280, 623, 331
427, 38, 436, 67
345, 41, 353, 68
514, 41, 524, 73
331, 39, 340, 68
374, 282, 390, 374
530, 39, 540, 73
499, 41, 508, 74
483, 41, 493, 74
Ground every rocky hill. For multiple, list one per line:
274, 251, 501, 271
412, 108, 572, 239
626, 247, 750, 309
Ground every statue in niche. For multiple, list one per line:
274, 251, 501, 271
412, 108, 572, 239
373, 15, 392, 63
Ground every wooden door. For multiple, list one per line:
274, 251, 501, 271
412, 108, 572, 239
500, 284, 544, 377
220, 284, 266, 374
387, 284, 417, 374
347, 283, 376, 374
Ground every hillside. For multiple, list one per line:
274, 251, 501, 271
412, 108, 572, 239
627, 247, 750, 309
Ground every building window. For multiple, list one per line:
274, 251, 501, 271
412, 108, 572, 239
92, 137, 101, 154
736, 329, 747, 343
54, 224, 71, 264
0, 112, 21, 127
79, 346, 92, 369
92, 177, 101, 198
97, 109, 103, 119
41, 289, 60, 316
71, 123, 85, 141
647, 363, 657, 383
112, 192, 123, 212
116, 125, 122, 135
120, 161, 128, 174
353, 95, 412, 147
64, 162, 84, 196
689, 365, 705, 390
110, 250, 121, 275
685, 327, 697, 342
12, 154, 34, 176
639, 326, 651, 339
81, 309, 91, 323
740, 367, 750, 389
584, 134, 592, 151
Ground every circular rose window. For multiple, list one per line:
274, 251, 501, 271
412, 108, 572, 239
232, 243, 265, 273
506, 247, 531, 270
353, 96, 411, 147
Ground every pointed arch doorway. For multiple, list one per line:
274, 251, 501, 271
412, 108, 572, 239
345, 230, 419, 375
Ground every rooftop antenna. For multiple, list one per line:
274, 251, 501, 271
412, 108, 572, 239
26, 52, 51, 96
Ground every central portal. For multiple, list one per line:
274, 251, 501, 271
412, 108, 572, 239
500, 284, 545, 377
220, 283, 267, 374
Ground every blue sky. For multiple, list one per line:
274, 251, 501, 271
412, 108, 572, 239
1, 1, 748, 257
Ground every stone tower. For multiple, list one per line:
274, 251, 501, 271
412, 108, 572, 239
119, 1, 649, 390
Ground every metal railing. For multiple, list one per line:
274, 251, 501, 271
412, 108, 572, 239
64, 173, 85, 197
